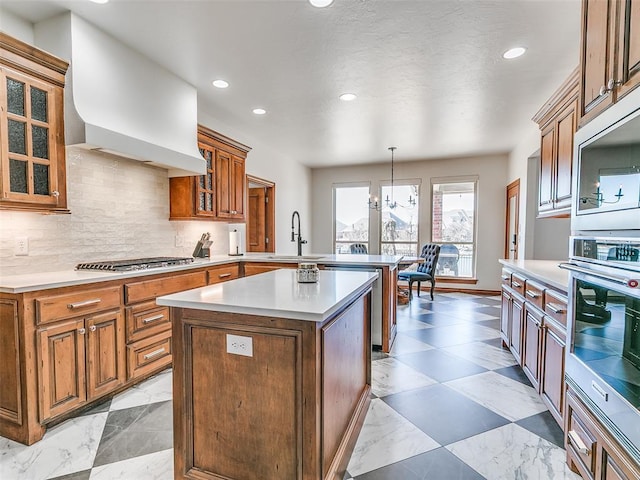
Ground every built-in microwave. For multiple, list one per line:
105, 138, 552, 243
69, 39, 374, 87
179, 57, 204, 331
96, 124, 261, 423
571, 88, 640, 235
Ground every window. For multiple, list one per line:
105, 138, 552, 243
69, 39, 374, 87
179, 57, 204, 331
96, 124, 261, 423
333, 184, 370, 254
380, 183, 419, 256
431, 179, 477, 278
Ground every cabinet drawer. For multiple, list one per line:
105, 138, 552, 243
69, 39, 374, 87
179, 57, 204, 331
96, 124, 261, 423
511, 273, 526, 297
501, 269, 512, 288
544, 289, 568, 327
207, 264, 240, 285
36, 286, 121, 325
524, 280, 545, 311
125, 301, 171, 343
125, 271, 207, 304
126, 330, 172, 380
567, 398, 597, 479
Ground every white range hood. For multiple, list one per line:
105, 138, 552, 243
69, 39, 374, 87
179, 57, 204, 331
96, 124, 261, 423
34, 12, 205, 177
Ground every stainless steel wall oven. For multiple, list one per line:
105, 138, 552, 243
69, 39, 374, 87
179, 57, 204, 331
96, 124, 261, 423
563, 237, 640, 461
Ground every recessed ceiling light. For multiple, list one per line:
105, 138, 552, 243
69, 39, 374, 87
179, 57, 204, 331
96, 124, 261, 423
503, 47, 527, 59
339, 93, 357, 101
89, 0, 109, 4
212, 79, 229, 89
309, 0, 334, 7
253, 108, 266, 115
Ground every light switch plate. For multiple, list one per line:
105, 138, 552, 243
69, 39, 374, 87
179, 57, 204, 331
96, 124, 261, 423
226, 334, 253, 357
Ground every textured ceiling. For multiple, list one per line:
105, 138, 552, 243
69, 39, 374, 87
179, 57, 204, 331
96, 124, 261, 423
2, 0, 582, 167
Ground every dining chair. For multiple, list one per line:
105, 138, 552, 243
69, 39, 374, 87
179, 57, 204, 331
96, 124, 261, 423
349, 243, 368, 254
398, 244, 441, 300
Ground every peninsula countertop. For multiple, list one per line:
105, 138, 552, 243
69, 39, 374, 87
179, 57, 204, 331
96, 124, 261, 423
156, 269, 379, 322
0, 253, 403, 294
499, 259, 569, 292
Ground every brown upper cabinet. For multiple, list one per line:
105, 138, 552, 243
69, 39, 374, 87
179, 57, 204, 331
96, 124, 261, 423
533, 68, 579, 218
169, 126, 250, 221
0, 33, 69, 213
579, 0, 640, 126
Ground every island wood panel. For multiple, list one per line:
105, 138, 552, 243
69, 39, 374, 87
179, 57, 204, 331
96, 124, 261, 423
322, 293, 370, 478
191, 326, 299, 479
171, 288, 371, 480
0, 299, 21, 424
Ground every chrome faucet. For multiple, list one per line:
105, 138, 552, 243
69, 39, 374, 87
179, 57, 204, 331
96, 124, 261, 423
291, 210, 307, 256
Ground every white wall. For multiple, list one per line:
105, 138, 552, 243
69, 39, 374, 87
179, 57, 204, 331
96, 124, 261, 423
311, 154, 509, 291
507, 124, 540, 260
0, 8, 34, 44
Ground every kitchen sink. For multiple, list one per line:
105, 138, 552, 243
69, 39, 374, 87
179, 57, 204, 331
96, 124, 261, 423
267, 255, 325, 261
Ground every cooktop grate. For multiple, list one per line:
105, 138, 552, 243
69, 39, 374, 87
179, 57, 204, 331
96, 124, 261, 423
75, 256, 194, 272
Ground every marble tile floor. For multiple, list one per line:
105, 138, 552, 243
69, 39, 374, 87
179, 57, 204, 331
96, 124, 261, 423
0, 292, 581, 480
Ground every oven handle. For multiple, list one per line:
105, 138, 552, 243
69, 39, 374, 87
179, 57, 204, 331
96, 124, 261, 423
559, 263, 639, 288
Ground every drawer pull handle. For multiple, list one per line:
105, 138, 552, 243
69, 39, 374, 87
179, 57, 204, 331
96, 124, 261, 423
68, 299, 101, 310
546, 302, 566, 314
219, 273, 232, 278
78, 328, 86, 335
501, 276, 510, 281
526, 291, 540, 298
89, 325, 96, 332
592, 380, 609, 401
568, 430, 590, 456
512, 281, 522, 288
143, 348, 166, 360
143, 314, 165, 324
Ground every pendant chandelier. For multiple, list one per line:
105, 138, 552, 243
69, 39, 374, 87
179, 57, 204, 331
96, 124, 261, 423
368, 147, 417, 210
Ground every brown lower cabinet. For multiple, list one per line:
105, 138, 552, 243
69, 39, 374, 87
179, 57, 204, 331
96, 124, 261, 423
566, 386, 640, 480
0, 264, 223, 445
500, 267, 567, 428
171, 288, 372, 480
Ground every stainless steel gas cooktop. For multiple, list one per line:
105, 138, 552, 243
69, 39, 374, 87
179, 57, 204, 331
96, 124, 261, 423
75, 256, 194, 272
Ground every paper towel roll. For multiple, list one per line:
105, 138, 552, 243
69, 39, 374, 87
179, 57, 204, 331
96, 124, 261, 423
229, 230, 241, 255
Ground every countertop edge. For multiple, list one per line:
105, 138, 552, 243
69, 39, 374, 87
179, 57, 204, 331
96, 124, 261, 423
157, 271, 378, 323
1, 254, 402, 293
499, 259, 569, 293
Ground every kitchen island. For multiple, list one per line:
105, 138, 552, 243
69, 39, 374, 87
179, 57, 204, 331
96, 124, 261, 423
157, 269, 377, 480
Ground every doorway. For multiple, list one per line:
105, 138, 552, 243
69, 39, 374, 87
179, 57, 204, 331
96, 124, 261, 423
505, 179, 520, 260
246, 175, 275, 253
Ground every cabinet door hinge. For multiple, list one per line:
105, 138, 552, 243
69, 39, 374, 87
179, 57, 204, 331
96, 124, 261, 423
265, 196, 269, 203
265, 237, 269, 244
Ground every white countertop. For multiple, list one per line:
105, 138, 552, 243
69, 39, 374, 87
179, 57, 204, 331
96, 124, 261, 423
0, 253, 402, 294
156, 269, 379, 322
499, 259, 569, 292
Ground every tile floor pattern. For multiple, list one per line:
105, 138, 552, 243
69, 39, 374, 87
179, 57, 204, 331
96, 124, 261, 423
0, 292, 582, 480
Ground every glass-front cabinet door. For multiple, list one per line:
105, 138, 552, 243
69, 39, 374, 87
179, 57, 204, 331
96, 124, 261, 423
196, 144, 216, 217
1, 32, 68, 213
1, 67, 61, 207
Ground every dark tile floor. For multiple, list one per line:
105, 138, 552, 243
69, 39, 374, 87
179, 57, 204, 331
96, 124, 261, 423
0, 292, 581, 479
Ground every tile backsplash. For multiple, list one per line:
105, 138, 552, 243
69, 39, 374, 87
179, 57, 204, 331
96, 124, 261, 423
0, 147, 234, 276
